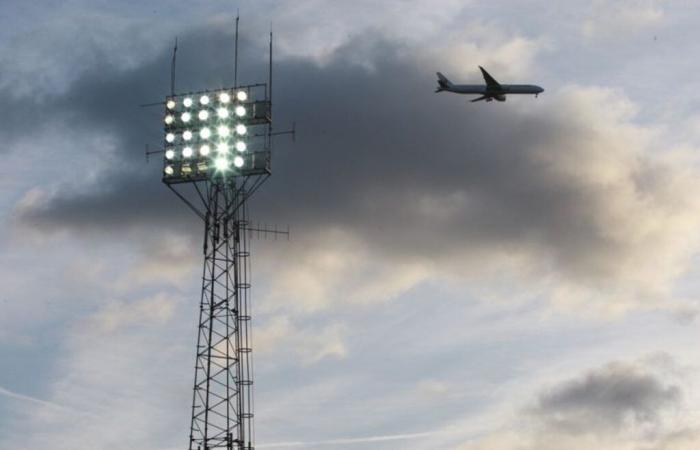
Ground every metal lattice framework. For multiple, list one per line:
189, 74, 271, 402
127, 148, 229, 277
163, 89, 272, 448
189, 180, 257, 450
164, 81, 274, 450
151, 24, 292, 450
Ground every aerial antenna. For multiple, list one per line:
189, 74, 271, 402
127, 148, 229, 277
268, 27, 273, 145
265, 29, 297, 145
170, 37, 178, 96
234, 11, 240, 87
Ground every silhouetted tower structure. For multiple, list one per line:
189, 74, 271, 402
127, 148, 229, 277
153, 22, 291, 450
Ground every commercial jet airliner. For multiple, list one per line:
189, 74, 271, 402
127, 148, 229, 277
435, 66, 544, 102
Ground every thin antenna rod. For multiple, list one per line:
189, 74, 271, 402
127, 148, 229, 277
269, 27, 273, 147
170, 37, 178, 96
234, 11, 240, 88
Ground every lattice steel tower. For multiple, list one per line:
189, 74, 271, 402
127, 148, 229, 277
153, 25, 288, 450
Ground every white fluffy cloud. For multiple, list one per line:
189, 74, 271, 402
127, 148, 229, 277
255, 316, 347, 364
582, 1, 664, 40
255, 84, 700, 316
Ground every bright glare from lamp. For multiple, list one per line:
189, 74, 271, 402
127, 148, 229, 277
183, 146, 193, 158
164, 115, 174, 125
215, 157, 230, 171
217, 125, 230, 138
181, 112, 191, 123
233, 155, 244, 168
200, 127, 211, 139
164, 165, 174, 175
200, 145, 211, 156
216, 142, 229, 154
183, 97, 193, 107
166, 100, 176, 109
198, 110, 209, 121
217, 107, 229, 119
165, 149, 175, 159
200, 95, 210, 105
219, 92, 231, 103
236, 91, 247, 101
235, 124, 247, 135
183, 130, 193, 141
235, 141, 247, 152
166, 133, 175, 143
235, 106, 246, 117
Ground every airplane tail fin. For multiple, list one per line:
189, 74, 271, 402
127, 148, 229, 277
436, 72, 453, 92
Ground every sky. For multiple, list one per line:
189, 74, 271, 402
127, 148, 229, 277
1, 0, 700, 449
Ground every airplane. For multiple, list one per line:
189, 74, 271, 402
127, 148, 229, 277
435, 66, 544, 102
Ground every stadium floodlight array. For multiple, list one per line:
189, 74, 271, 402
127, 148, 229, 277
162, 87, 271, 184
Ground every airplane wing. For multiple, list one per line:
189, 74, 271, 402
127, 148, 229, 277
478, 66, 501, 90
470, 95, 489, 102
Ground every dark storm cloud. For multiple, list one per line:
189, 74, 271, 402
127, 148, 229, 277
14, 28, 272, 231
451, 358, 693, 449
532, 362, 681, 434
16, 26, 700, 298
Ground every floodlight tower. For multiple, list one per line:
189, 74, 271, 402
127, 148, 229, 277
157, 27, 284, 450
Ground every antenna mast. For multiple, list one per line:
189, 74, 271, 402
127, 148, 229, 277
170, 37, 178, 96
234, 12, 240, 88
268, 29, 273, 145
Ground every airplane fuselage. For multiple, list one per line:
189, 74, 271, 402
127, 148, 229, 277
446, 84, 544, 96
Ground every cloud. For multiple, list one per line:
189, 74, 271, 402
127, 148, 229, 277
0, 291, 191, 450
254, 316, 347, 364
0, 386, 74, 414
450, 355, 699, 450
582, 1, 664, 40
257, 228, 432, 313
424, 23, 543, 79
650, 429, 700, 450
91, 292, 176, 333
0, 1, 221, 97
12, 28, 700, 315
530, 361, 681, 434
5, 6, 700, 450
253, 0, 471, 65
257, 430, 437, 448
417, 379, 450, 396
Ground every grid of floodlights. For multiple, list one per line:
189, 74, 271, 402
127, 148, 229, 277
163, 88, 256, 182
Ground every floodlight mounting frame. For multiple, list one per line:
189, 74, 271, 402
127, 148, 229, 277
162, 83, 272, 186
